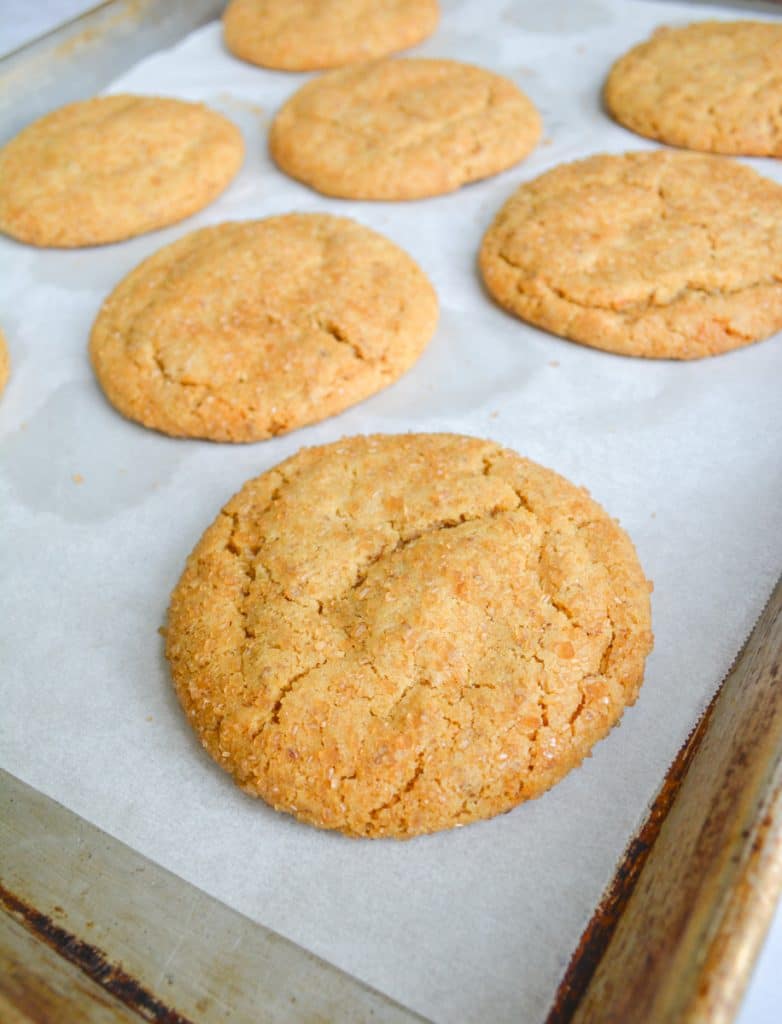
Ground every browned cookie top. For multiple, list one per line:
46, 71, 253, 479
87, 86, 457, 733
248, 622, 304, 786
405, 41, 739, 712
270, 58, 541, 200
166, 433, 653, 838
224, 0, 439, 70
605, 21, 782, 156
480, 150, 782, 359
0, 95, 244, 248
90, 214, 438, 441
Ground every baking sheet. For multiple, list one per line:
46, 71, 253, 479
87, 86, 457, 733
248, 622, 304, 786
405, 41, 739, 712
1, 1, 781, 1021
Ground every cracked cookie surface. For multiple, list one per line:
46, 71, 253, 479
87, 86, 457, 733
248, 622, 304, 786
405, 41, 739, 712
605, 21, 782, 156
223, 0, 439, 70
0, 95, 244, 248
166, 433, 653, 838
89, 214, 438, 441
269, 58, 541, 200
479, 150, 782, 359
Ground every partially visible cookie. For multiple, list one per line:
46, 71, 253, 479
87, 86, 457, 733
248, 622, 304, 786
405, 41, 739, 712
224, 0, 439, 70
166, 432, 653, 838
270, 59, 541, 200
0, 95, 244, 247
480, 151, 782, 359
90, 214, 438, 441
605, 21, 782, 156
0, 330, 8, 396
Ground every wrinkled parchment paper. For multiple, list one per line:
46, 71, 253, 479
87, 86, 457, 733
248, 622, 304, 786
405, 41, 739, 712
1, 1, 781, 1020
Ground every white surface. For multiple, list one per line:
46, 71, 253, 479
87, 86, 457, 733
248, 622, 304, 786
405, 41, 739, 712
1, 2, 781, 1022
0, 0, 101, 55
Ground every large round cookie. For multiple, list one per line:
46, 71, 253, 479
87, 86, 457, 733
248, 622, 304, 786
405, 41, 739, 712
166, 433, 653, 839
223, 0, 439, 71
480, 151, 782, 359
269, 59, 541, 200
0, 330, 9, 397
90, 214, 438, 441
605, 21, 782, 156
0, 95, 244, 247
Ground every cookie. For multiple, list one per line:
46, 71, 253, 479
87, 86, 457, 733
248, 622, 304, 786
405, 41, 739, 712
223, 0, 439, 71
0, 330, 8, 396
605, 21, 782, 156
269, 59, 541, 200
480, 151, 782, 359
0, 95, 244, 247
89, 214, 438, 441
166, 433, 653, 839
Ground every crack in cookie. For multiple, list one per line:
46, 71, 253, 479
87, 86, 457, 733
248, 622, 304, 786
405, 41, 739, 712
605, 21, 782, 156
90, 214, 438, 441
270, 59, 541, 200
166, 434, 653, 838
0, 95, 244, 248
480, 150, 782, 359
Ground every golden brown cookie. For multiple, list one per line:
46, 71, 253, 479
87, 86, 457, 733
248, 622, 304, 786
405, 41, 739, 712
605, 21, 782, 156
269, 59, 541, 200
0, 95, 244, 248
90, 214, 438, 441
480, 151, 782, 360
166, 433, 653, 838
0, 330, 9, 396
223, 0, 439, 71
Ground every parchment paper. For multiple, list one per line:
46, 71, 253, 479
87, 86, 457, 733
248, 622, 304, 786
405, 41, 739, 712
1, 2, 781, 1020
